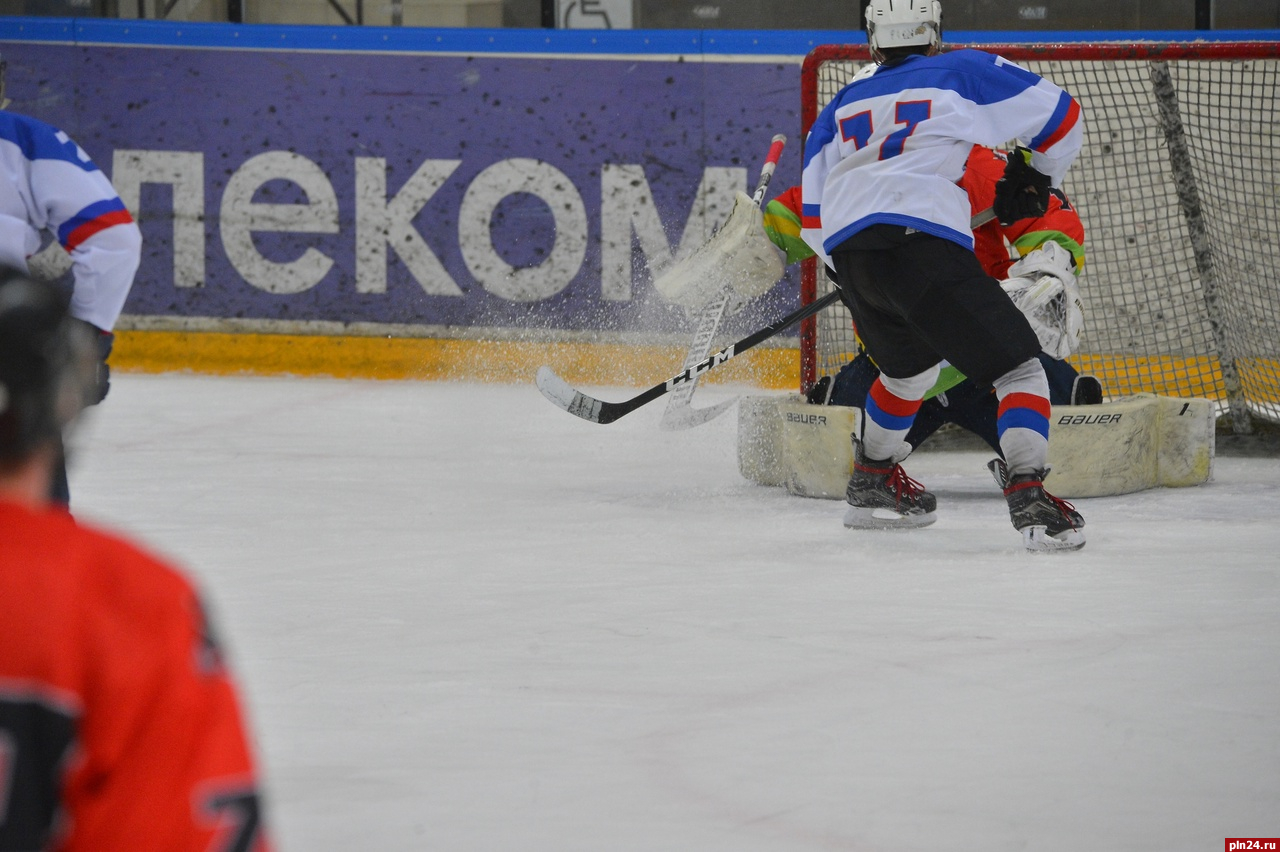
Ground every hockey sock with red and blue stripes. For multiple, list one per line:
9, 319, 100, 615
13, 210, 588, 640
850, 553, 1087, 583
994, 358, 1052, 475
861, 367, 938, 461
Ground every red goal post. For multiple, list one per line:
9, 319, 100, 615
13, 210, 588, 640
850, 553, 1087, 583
798, 41, 1280, 432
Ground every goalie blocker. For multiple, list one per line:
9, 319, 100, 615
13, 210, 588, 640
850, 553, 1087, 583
738, 393, 1215, 499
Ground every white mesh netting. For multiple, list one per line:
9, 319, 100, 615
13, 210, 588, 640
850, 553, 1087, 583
802, 43, 1280, 425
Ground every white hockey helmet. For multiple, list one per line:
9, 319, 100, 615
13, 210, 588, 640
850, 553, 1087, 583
865, 0, 943, 65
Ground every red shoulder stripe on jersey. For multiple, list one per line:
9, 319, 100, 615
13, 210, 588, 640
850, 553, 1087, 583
62, 209, 135, 252
1034, 98, 1080, 153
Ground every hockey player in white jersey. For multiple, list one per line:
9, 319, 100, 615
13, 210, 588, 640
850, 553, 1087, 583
800, 0, 1086, 551
0, 51, 143, 504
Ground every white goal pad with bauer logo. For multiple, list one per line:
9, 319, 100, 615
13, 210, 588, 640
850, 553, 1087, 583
738, 394, 1215, 499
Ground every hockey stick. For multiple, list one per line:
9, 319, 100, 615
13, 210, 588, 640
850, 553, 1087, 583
536, 206, 997, 425
537, 288, 843, 425
660, 134, 787, 431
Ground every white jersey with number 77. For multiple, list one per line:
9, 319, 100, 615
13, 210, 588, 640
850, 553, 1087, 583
800, 48, 1083, 268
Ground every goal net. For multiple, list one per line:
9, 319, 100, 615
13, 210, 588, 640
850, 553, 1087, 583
799, 42, 1280, 431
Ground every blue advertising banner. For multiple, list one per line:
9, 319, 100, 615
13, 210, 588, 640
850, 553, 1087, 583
1, 23, 809, 343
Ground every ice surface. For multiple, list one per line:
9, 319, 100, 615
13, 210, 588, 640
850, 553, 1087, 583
71, 373, 1280, 851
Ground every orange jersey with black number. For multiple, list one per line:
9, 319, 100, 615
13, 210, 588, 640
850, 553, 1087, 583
961, 144, 1085, 279
0, 500, 271, 852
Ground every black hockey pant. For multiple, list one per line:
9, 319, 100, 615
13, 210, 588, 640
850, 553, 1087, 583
830, 224, 1042, 388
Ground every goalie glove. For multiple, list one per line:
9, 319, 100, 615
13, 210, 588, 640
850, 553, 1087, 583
652, 190, 786, 311
993, 146, 1053, 225
1000, 242, 1085, 360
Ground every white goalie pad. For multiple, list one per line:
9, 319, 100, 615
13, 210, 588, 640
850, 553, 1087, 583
738, 393, 1215, 500
1001, 242, 1085, 360
738, 395, 801, 488
651, 190, 787, 311
1040, 394, 1215, 497
737, 396, 862, 499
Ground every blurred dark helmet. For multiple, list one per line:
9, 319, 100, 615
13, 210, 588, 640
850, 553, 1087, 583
0, 268, 98, 462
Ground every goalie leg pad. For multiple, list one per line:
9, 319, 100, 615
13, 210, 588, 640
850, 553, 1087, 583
1044, 394, 1214, 497
737, 394, 803, 488
737, 394, 1214, 501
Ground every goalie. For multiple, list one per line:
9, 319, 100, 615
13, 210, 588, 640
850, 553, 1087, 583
764, 143, 1098, 460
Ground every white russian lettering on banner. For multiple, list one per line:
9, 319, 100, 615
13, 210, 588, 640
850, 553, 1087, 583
459, 158, 587, 303
600, 164, 744, 301
221, 151, 339, 294
355, 157, 463, 296
112, 149, 205, 288
122, 148, 747, 306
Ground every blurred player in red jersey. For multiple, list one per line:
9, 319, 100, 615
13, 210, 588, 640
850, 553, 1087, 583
764, 144, 1099, 457
0, 268, 271, 852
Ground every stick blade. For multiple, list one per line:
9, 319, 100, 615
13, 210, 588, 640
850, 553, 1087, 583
536, 366, 601, 422
659, 396, 738, 431
536, 366, 605, 423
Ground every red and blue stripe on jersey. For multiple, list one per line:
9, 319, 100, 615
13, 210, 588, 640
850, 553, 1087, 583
801, 202, 821, 233
1028, 91, 1081, 153
57, 197, 134, 251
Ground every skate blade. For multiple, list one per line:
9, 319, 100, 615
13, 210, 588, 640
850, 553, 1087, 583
1021, 525, 1086, 552
843, 505, 937, 530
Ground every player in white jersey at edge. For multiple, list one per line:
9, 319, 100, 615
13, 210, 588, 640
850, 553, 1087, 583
800, 0, 1086, 551
0, 51, 142, 507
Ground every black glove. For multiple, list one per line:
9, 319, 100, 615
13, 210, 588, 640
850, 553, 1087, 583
993, 147, 1052, 225
71, 318, 114, 404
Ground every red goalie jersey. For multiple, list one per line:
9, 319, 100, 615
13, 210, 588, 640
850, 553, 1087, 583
0, 500, 271, 852
961, 144, 1085, 278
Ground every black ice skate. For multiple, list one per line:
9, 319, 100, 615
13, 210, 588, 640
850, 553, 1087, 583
1002, 469, 1086, 551
843, 439, 937, 529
